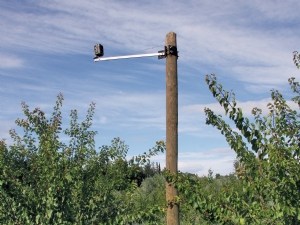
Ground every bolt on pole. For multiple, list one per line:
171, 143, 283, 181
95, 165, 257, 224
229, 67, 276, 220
165, 32, 179, 225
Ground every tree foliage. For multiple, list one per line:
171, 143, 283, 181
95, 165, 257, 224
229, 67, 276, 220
294, 51, 300, 69
172, 56, 300, 224
0, 93, 165, 225
2, 54, 300, 224
203, 73, 300, 224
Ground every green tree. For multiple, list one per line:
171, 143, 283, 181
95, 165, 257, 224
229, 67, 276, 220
174, 56, 300, 224
293, 51, 300, 69
202, 72, 300, 224
0, 93, 165, 225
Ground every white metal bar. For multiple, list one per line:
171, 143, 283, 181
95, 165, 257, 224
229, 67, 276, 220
94, 52, 165, 62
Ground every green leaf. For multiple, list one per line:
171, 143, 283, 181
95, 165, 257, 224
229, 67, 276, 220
239, 218, 245, 225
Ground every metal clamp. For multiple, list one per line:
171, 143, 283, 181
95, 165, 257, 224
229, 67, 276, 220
158, 45, 178, 59
166, 45, 178, 57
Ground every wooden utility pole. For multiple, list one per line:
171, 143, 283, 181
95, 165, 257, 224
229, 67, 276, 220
165, 32, 179, 225
94, 32, 179, 224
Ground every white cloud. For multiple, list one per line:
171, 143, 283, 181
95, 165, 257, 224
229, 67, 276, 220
1, 0, 300, 175
0, 1, 298, 90
151, 147, 236, 176
178, 97, 300, 138
98, 116, 108, 124
92, 91, 166, 129
0, 120, 15, 141
1, 1, 299, 66
0, 54, 24, 69
181, 97, 293, 118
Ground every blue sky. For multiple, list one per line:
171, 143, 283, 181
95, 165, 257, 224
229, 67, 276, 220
1, 0, 299, 175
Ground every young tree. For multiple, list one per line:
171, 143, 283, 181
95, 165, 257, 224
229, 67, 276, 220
0, 93, 165, 225
203, 72, 300, 224
175, 55, 300, 224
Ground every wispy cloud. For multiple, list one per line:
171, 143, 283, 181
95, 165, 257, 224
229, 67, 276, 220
151, 146, 236, 176
1, 0, 300, 175
1, 1, 299, 68
0, 53, 24, 69
179, 98, 269, 135
1, 1, 298, 90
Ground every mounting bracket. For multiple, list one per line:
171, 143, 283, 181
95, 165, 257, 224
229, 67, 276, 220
158, 45, 178, 59
94, 44, 178, 61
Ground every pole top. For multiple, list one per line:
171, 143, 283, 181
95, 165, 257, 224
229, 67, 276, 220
166, 31, 176, 37
166, 32, 177, 47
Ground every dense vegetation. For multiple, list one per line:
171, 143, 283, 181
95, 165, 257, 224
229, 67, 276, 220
172, 52, 300, 224
175, 73, 300, 224
1, 52, 300, 224
0, 95, 166, 224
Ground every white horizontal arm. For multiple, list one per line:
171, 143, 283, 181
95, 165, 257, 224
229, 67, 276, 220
94, 52, 165, 62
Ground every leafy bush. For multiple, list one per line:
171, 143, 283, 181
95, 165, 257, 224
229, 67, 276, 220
0, 94, 164, 225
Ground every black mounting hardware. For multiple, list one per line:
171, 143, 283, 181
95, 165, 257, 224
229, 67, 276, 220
166, 45, 178, 57
158, 45, 178, 59
94, 44, 104, 59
